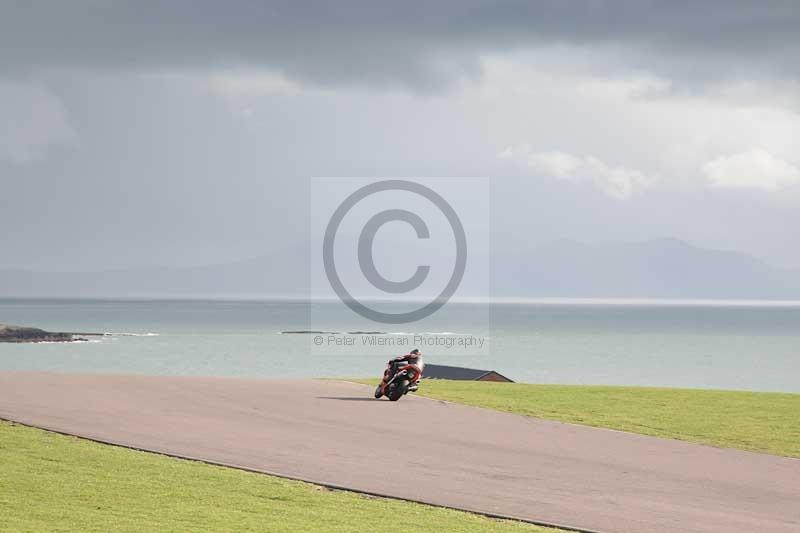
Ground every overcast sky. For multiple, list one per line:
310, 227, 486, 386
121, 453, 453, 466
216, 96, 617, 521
2, 1, 800, 271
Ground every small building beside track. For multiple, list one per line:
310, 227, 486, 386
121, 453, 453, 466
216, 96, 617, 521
422, 364, 513, 382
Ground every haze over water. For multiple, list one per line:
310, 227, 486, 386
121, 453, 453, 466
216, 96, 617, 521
1, 298, 798, 393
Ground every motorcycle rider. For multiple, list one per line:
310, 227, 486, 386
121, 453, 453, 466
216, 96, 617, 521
381, 348, 424, 392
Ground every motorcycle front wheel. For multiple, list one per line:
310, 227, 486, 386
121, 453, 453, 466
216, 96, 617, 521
388, 379, 409, 401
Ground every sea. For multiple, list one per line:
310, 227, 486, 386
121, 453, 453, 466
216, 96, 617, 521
1, 298, 799, 393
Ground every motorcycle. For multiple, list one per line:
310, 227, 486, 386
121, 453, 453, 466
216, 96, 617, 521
374, 361, 422, 401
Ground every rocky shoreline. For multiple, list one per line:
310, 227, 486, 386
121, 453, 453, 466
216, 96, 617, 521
0, 323, 101, 343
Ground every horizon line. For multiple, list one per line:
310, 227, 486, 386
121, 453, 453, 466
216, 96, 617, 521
3, 295, 800, 307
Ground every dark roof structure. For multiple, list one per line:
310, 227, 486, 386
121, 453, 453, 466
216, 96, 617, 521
422, 364, 514, 383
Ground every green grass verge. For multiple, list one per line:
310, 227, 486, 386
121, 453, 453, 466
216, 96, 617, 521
0, 421, 554, 533
354, 379, 800, 457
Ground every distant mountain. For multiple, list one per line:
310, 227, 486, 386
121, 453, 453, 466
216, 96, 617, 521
1, 238, 799, 300
491, 238, 800, 299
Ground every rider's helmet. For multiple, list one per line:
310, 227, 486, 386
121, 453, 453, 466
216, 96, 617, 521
409, 348, 420, 355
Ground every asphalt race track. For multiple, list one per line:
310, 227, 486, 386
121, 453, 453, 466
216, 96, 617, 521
0, 372, 798, 532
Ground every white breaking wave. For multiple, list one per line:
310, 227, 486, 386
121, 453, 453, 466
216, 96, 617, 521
105, 332, 160, 337
386, 331, 473, 336
279, 330, 477, 336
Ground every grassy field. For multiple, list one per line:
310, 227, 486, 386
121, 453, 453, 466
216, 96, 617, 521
356, 380, 800, 457
0, 421, 554, 533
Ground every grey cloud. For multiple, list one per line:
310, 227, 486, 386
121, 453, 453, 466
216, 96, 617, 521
1, 1, 799, 91
0, 82, 76, 163
2, 1, 800, 275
